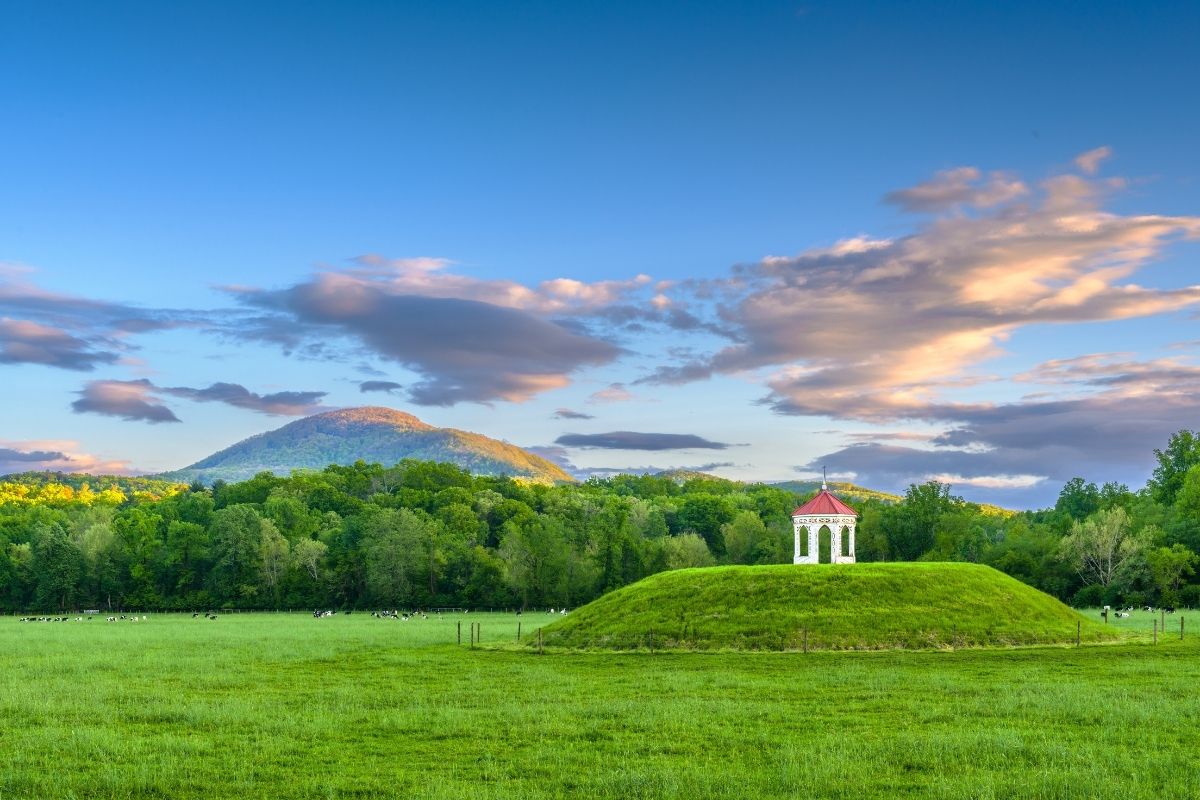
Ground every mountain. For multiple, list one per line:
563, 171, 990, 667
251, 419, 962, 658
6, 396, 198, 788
158, 406, 574, 485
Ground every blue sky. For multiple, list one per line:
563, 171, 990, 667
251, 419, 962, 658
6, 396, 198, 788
2, 0, 1199, 507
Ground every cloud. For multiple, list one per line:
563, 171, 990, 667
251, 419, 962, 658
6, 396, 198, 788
70, 378, 324, 421
360, 380, 403, 394
643, 162, 1200, 428
588, 383, 635, 403
804, 443, 1048, 492
525, 445, 733, 479
555, 431, 731, 450
345, 255, 654, 315
553, 408, 594, 420
1014, 352, 1200, 390
0, 318, 120, 371
161, 382, 327, 416
230, 271, 623, 405
0, 446, 67, 464
0, 440, 132, 475
1074, 146, 1112, 175
926, 473, 1046, 490
806, 352, 1200, 505
0, 265, 194, 371
884, 167, 1027, 212
71, 379, 181, 423
574, 462, 736, 478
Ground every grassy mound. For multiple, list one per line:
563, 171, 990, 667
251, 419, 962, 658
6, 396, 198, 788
536, 563, 1117, 651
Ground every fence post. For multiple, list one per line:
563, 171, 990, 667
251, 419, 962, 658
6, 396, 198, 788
1153, 618, 1158, 645
516, 621, 521, 642
538, 627, 543, 654
457, 621, 461, 645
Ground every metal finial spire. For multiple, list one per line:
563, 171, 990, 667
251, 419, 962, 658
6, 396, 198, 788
822, 466, 827, 491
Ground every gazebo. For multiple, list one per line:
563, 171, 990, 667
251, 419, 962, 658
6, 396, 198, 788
792, 480, 858, 564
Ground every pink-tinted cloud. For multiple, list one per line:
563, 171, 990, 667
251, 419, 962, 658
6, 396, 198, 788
72, 379, 181, 423
884, 166, 1028, 212
72, 379, 327, 422
0, 317, 119, 371
1074, 146, 1113, 175
588, 382, 635, 403
0, 439, 133, 475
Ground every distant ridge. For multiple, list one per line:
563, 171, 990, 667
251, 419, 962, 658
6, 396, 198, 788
652, 471, 902, 505
768, 480, 902, 505
157, 406, 574, 484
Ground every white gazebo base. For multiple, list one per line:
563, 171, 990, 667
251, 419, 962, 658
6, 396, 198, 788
792, 514, 857, 564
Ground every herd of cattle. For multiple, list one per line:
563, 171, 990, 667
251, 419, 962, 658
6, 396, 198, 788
1102, 605, 1176, 619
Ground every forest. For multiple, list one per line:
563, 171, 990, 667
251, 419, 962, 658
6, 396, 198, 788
2, 431, 1199, 613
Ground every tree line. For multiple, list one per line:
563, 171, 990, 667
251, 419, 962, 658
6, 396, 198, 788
3, 431, 1200, 612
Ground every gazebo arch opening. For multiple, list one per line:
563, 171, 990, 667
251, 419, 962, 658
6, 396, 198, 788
818, 525, 832, 564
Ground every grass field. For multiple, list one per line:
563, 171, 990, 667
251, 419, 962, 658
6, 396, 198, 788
2, 609, 1197, 799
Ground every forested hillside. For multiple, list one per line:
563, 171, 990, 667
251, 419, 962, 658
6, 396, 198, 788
3, 431, 1200, 613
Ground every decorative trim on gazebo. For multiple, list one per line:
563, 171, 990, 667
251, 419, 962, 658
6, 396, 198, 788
791, 480, 858, 564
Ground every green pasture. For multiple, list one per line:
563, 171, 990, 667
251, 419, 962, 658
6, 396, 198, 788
1, 611, 1197, 799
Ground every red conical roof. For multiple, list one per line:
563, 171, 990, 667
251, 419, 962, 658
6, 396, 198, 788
792, 488, 857, 517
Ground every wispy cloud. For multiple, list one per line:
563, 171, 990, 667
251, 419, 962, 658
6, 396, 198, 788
1074, 146, 1113, 175
526, 444, 733, 479
553, 408, 594, 420
0, 264, 195, 371
588, 382, 636, 403
71, 379, 327, 422
0, 318, 120, 371
359, 380, 403, 394
555, 431, 731, 450
0, 439, 132, 475
72, 379, 181, 423
884, 166, 1027, 212
160, 382, 327, 416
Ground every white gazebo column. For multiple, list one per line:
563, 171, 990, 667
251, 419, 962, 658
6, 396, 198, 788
793, 521, 802, 564
830, 526, 841, 564
807, 525, 818, 564
847, 523, 856, 563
